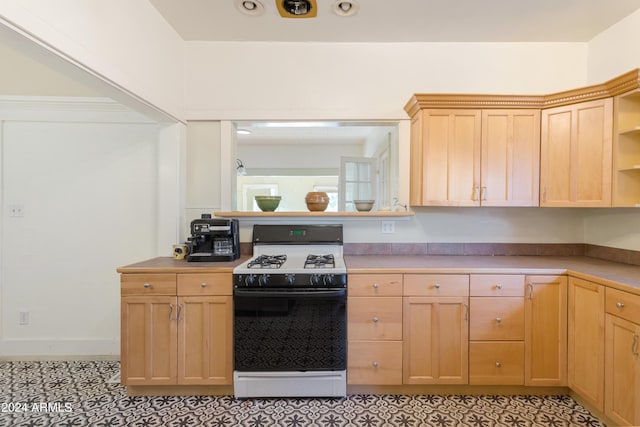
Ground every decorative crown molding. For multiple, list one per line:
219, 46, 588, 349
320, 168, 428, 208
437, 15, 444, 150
404, 68, 640, 117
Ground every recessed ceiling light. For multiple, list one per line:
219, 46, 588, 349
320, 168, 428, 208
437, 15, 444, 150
276, 0, 318, 18
235, 0, 265, 16
332, 0, 359, 17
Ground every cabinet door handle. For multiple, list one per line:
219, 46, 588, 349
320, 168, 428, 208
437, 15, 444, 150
527, 283, 534, 300
177, 304, 183, 321
542, 187, 547, 203
616, 302, 625, 309
373, 316, 379, 323
633, 334, 639, 356
472, 185, 479, 201
481, 186, 487, 201
495, 362, 502, 368
373, 283, 379, 289
464, 304, 469, 322
169, 303, 174, 321
495, 317, 502, 324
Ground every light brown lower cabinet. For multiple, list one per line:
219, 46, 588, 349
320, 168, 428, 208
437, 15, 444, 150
403, 296, 469, 384
469, 341, 525, 385
605, 288, 640, 426
568, 277, 605, 411
121, 295, 178, 385
524, 275, 567, 386
120, 273, 233, 386
347, 274, 403, 385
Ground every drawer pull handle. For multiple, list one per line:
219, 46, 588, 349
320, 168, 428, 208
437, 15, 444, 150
373, 283, 379, 289
616, 302, 625, 309
143, 283, 151, 288
372, 361, 379, 368
495, 317, 502, 323
201, 282, 207, 288
495, 284, 503, 290
373, 316, 379, 323
495, 362, 501, 368
434, 283, 441, 289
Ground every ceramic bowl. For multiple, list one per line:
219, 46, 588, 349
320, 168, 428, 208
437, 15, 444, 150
354, 200, 374, 212
305, 192, 329, 212
255, 195, 281, 212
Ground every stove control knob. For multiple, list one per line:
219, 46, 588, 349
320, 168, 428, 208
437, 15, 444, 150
311, 274, 322, 286
285, 274, 296, 286
259, 274, 270, 287
323, 274, 335, 286
244, 274, 257, 287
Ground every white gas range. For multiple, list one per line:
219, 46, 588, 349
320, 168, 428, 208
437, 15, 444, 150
232, 224, 347, 398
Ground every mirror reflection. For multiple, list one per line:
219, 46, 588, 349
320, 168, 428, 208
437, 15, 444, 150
234, 121, 399, 212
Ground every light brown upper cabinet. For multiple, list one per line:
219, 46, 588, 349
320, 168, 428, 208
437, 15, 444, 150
540, 98, 613, 207
405, 68, 640, 209
409, 108, 540, 206
410, 109, 481, 206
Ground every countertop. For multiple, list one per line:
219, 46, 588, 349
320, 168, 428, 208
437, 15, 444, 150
117, 255, 640, 296
345, 255, 640, 294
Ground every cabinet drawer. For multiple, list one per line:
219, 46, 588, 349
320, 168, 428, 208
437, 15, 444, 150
606, 288, 640, 324
403, 274, 469, 296
347, 341, 402, 385
121, 274, 176, 295
348, 297, 402, 340
470, 297, 524, 340
469, 341, 524, 385
178, 273, 232, 296
470, 275, 524, 297
348, 274, 402, 297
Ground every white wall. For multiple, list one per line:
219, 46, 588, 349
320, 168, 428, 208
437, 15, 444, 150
0, 0, 185, 121
185, 42, 588, 120
587, 8, 640, 83
0, 99, 181, 356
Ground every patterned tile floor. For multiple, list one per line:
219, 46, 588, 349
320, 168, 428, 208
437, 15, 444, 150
0, 360, 605, 427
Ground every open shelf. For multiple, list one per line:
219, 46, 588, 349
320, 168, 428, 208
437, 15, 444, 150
213, 211, 415, 219
614, 88, 640, 206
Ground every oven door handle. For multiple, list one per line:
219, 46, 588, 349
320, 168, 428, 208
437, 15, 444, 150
234, 289, 346, 298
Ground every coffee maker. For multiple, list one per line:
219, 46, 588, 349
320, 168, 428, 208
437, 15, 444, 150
187, 215, 240, 262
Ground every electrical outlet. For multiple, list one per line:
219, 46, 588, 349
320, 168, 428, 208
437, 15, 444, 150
381, 221, 395, 234
9, 204, 24, 217
19, 311, 29, 325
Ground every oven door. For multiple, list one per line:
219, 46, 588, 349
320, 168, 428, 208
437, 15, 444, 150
233, 288, 346, 372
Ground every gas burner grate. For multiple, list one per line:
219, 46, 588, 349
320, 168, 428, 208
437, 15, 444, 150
247, 254, 287, 269
304, 254, 336, 269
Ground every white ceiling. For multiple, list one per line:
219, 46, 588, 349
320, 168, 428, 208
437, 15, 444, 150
149, 0, 640, 42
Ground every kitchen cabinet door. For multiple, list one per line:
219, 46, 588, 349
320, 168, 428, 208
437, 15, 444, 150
568, 277, 605, 411
177, 296, 233, 385
540, 98, 613, 207
481, 109, 540, 206
605, 314, 640, 426
403, 296, 469, 384
121, 296, 178, 385
524, 275, 567, 386
410, 109, 481, 206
